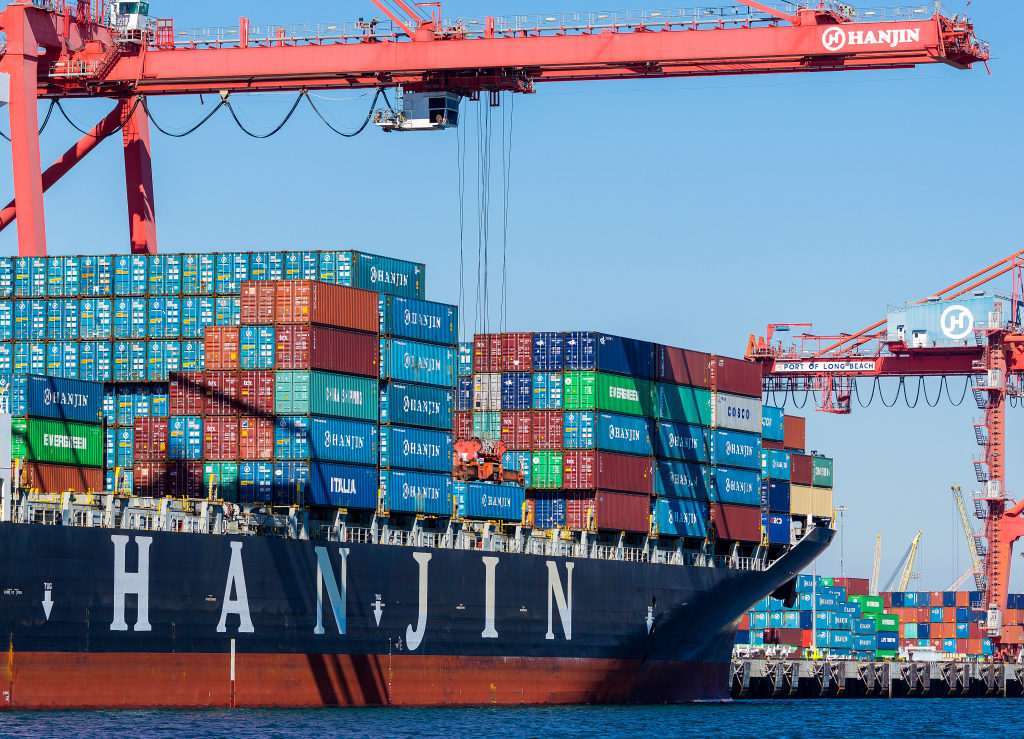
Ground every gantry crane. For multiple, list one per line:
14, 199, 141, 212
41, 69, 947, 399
0, 1, 988, 257
747, 251, 1024, 653
881, 530, 922, 593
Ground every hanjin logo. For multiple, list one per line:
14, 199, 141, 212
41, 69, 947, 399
941, 305, 974, 340
822, 27, 846, 51
822, 25, 920, 52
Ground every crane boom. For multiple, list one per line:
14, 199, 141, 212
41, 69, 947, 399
898, 530, 923, 593
952, 485, 986, 591
870, 534, 881, 596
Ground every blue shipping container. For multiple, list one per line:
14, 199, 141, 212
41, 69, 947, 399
654, 421, 711, 463
562, 411, 595, 449
378, 295, 457, 346
47, 299, 79, 340
274, 416, 310, 460
761, 448, 791, 481
501, 451, 532, 487
532, 332, 563, 372
381, 470, 453, 516
762, 480, 791, 512
0, 258, 12, 297
308, 416, 378, 466
455, 480, 524, 522
711, 466, 762, 506
307, 461, 377, 509
26, 375, 102, 424
116, 427, 133, 468
273, 461, 309, 506
379, 425, 452, 473
379, 382, 452, 430
713, 428, 762, 470
456, 376, 473, 412
762, 511, 791, 544
379, 339, 456, 388
168, 416, 203, 460
240, 326, 275, 370
500, 372, 532, 411
597, 412, 652, 456
180, 341, 205, 372
761, 406, 785, 442
654, 460, 711, 501
531, 372, 563, 410
79, 298, 112, 339
458, 343, 473, 377
215, 296, 240, 326
79, 255, 113, 297
239, 461, 275, 504
340, 251, 424, 299
532, 491, 567, 529
653, 498, 707, 538
563, 332, 655, 380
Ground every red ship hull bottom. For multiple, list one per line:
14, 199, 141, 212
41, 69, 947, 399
6, 652, 729, 709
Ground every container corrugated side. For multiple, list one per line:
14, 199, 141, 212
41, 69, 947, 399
309, 417, 379, 466
379, 295, 457, 346
307, 461, 379, 509
381, 469, 453, 516
714, 355, 762, 398
655, 383, 712, 426
342, 251, 425, 300
653, 498, 708, 537
379, 425, 452, 473
310, 371, 378, 422
784, 415, 806, 451
761, 405, 785, 441
711, 391, 762, 434
712, 466, 761, 506
455, 481, 524, 522
653, 460, 711, 501
596, 412, 653, 456
713, 428, 762, 470
24, 418, 103, 467
656, 345, 711, 388
813, 456, 834, 487
19, 461, 103, 493
711, 502, 761, 542
654, 421, 711, 463
25, 375, 103, 425
380, 338, 455, 388
761, 448, 791, 481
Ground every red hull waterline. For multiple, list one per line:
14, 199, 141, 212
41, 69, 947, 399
4, 652, 729, 709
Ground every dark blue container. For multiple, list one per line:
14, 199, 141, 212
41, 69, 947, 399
307, 462, 377, 509
970, 591, 984, 608
653, 498, 707, 538
79, 255, 113, 297
956, 622, 969, 639
379, 382, 452, 430
653, 460, 711, 501
532, 332, 563, 372
891, 591, 905, 607
943, 591, 957, 608
533, 491, 567, 529
381, 469, 453, 516
168, 416, 203, 460
713, 466, 761, 506
563, 332, 656, 380
562, 411, 595, 449
378, 295, 457, 346
956, 606, 970, 622
274, 416, 310, 460
456, 480, 525, 522
240, 326, 275, 370
713, 429, 762, 470
79, 298, 112, 339
273, 461, 309, 505
379, 425, 452, 473
309, 417, 378, 466
654, 421, 711, 463
597, 412, 653, 456
239, 461, 275, 504
26, 375, 102, 424
456, 376, 473, 412
917, 623, 930, 639
878, 633, 899, 650
500, 372, 532, 411
761, 405, 785, 442
762, 480, 791, 512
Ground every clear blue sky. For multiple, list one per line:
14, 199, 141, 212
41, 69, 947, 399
0, 0, 1017, 590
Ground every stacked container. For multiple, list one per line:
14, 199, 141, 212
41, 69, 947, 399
883, 589, 992, 657
378, 293, 457, 517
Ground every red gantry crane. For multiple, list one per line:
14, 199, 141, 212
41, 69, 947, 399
0, 0, 988, 258
746, 251, 1024, 657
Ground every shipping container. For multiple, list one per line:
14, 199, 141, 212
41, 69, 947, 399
455, 480, 525, 522
379, 294, 457, 346
239, 417, 275, 460
530, 410, 563, 450
712, 466, 762, 506
500, 411, 531, 450
596, 412, 653, 456
339, 251, 425, 300
148, 297, 182, 338
133, 462, 169, 498
236, 370, 274, 416
762, 480, 791, 512
215, 296, 240, 327
762, 511, 791, 544
284, 251, 319, 282
564, 332, 655, 380
561, 450, 652, 494
379, 424, 449, 472
240, 279, 379, 332
790, 453, 813, 485
381, 469, 453, 516
205, 326, 240, 371
19, 461, 103, 493
501, 450, 532, 487
712, 391, 762, 434
307, 461, 378, 509
454, 411, 472, 440
714, 355, 762, 398
239, 325, 275, 370
531, 491, 566, 529
47, 299, 79, 340
272, 461, 307, 506
567, 490, 649, 533
654, 421, 711, 463
276, 325, 378, 377
530, 450, 563, 489
204, 416, 240, 461
656, 346, 710, 388
79, 298, 112, 339
25, 375, 102, 425
0, 301, 11, 340
713, 429, 762, 470
14, 257, 46, 298
472, 334, 502, 372
532, 332, 563, 372
813, 456, 834, 487
180, 340, 205, 372
114, 254, 148, 295
761, 405, 784, 442
531, 372, 562, 410
272, 416, 308, 460
0, 258, 11, 297
472, 411, 501, 440
761, 448, 791, 481
652, 498, 707, 538
789, 484, 833, 518
78, 255, 113, 297
239, 461, 275, 504
216, 253, 249, 294
655, 383, 712, 426
310, 417, 379, 466
561, 411, 595, 450
22, 418, 103, 467
653, 460, 712, 501
784, 415, 806, 452
168, 372, 204, 416
711, 502, 761, 542
472, 373, 502, 412
498, 333, 532, 372
168, 416, 203, 461
204, 461, 240, 502
133, 417, 169, 461
203, 371, 240, 416
457, 343, 473, 376
13, 299, 45, 340
456, 375, 473, 412
380, 338, 454, 387
239, 281, 276, 324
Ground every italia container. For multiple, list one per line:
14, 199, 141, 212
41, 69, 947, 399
656, 346, 710, 388
563, 332, 655, 380
532, 332, 563, 371
275, 370, 379, 422
168, 416, 203, 461
23, 418, 103, 467
339, 251, 425, 300
761, 406, 784, 442
380, 382, 451, 430
455, 481, 525, 522
19, 462, 103, 493
379, 295, 457, 346
240, 279, 378, 332
654, 421, 711, 463
380, 338, 455, 388
309, 417, 378, 466
761, 449, 791, 481
380, 470, 453, 516
711, 392, 762, 434
25, 375, 102, 425
561, 450, 652, 494
239, 461, 275, 504
762, 481, 791, 512
712, 466, 762, 506
275, 325, 378, 377
653, 498, 708, 538
654, 460, 711, 500
379, 425, 452, 473
713, 429, 762, 470
654, 383, 711, 426
307, 461, 378, 508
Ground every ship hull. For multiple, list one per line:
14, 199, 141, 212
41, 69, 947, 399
0, 523, 831, 708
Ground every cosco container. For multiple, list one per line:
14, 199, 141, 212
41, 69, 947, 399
23, 418, 103, 467
215, 296, 240, 326
455, 480, 524, 522
712, 392, 762, 434
761, 405, 784, 442
761, 448, 791, 481
79, 255, 113, 297
379, 425, 451, 473
501, 451, 531, 487
14, 299, 46, 340
713, 429, 762, 470
248, 252, 281, 282
26, 375, 102, 425
13, 341, 47, 375
79, 298, 112, 339
654, 460, 711, 501
563, 332, 655, 380
813, 456, 834, 487
380, 469, 453, 516
379, 294, 457, 346
653, 498, 708, 538
762, 480, 791, 512
309, 417, 378, 466
379, 382, 450, 430
307, 461, 378, 509
654, 421, 711, 463
596, 412, 653, 456
712, 466, 762, 506
380, 338, 455, 387
146, 340, 180, 381
340, 251, 425, 299
532, 332, 563, 372
239, 461, 275, 504
500, 372, 532, 411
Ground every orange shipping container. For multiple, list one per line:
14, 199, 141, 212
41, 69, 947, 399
241, 280, 378, 332
956, 591, 969, 607
17, 462, 104, 493
1003, 625, 1024, 644
943, 607, 956, 622
967, 638, 984, 655
204, 326, 240, 371
930, 591, 944, 607
783, 415, 805, 452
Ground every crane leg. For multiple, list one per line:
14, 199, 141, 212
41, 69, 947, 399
122, 98, 158, 255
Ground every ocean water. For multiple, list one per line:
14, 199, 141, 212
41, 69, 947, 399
0, 701, 1018, 738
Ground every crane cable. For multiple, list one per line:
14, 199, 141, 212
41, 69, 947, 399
770, 374, 976, 410
499, 92, 514, 333
0, 100, 57, 142
456, 97, 467, 341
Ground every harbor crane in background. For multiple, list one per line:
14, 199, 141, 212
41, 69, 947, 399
747, 251, 1024, 655
951, 484, 987, 591
881, 529, 923, 593
0, 1, 988, 257
870, 534, 881, 596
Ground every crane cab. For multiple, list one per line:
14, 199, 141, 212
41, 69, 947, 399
109, 1, 151, 33
375, 92, 461, 132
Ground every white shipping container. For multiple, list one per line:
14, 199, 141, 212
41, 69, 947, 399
472, 373, 502, 412
711, 391, 763, 434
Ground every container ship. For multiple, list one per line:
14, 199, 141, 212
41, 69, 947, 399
0, 249, 834, 709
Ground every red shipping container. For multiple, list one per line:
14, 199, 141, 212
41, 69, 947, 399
834, 577, 870, 597
454, 412, 472, 440
562, 450, 652, 494
930, 591, 944, 607
1003, 625, 1024, 643
239, 417, 275, 460
967, 638, 983, 655
17, 462, 103, 493
168, 462, 204, 498
204, 416, 240, 461
240, 281, 276, 325
524, 498, 536, 527
943, 606, 955, 622
762, 439, 784, 451
790, 454, 813, 485
715, 355, 762, 398
237, 371, 275, 416
133, 417, 169, 461
764, 628, 803, 646
473, 334, 502, 372
500, 333, 533, 372
205, 326, 241, 371
168, 372, 205, 416
656, 346, 711, 388
711, 503, 761, 543
739, 613, 750, 629
881, 592, 892, 608
500, 412, 531, 450
565, 490, 650, 533
969, 622, 981, 639
563, 450, 595, 489
955, 591, 969, 608
801, 630, 814, 648
134, 462, 169, 498
275, 325, 378, 377
531, 410, 563, 450
916, 607, 931, 622
956, 639, 969, 654
204, 372, 241, 416
783, 415, 806, 452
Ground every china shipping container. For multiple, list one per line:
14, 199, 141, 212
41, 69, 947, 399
379, 295, 458, 346
562, 450, 652, 494
711, 502, 762, 542
500, 411, 531, 450
532, 332, 563, 372
275, 325, 378, 377
380, 469, 454, 516
812, 456, 834, 487
784, 415, 806, 452
653, 460, 712, 501
653, 498, 708, 538
240, 279, 378, 332
379, 424, 451, 473
17, 461, 104, 493
565, 490, 650, 533
309, 417, 379, 466
713, 466, 762, 506
77, 341, 112, 382
380, 338, 454, 387
307, 461, 378, 508
239, 417, 275, 460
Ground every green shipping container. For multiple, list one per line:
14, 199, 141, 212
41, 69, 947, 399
275, 370, 378, 421
655, 383, 713, 426
563, 371, 596, 411
565, 371, 654, 417
472, 411, 501, 440
530, 450, 563, 489
874, 649, 897, 659
820, 577, 833, 587
204, 461, 239, 503
11, 418, 26, 460
24, 418, 103, 468
812, 456, 834, 488
850, 595, 884, 614
872, 613, 899, 632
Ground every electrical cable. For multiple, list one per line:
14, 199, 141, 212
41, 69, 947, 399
879, 377, 902, 408
143, 95, 224, 137
224, 91, 305, 139
922, 376, 943, 408
0, 101, 56, 142
456, 97, 467, 341
305, 87, 390, 137
946, 375, 970, 406
904, 375, 922, 409
55, 97, 141, 138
